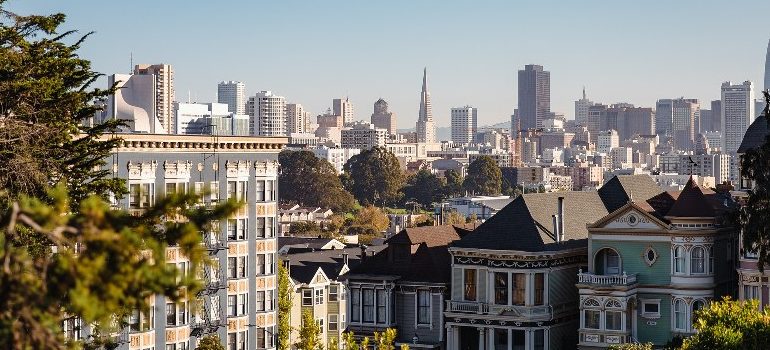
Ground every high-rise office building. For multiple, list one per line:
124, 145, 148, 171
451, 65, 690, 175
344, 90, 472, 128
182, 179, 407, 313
286, 103, 309, 134
249, 91, 287, 136
416, 68, 436, 143
133, 64, 174, 134
586, 103, 607, 142
721, 81, 755, 154
450, 106, 478, 144
574, 87, 592, 126
333, 97, 354, 126
174, 102, 248, 136
600, 105, 655, 141
370, 98, 397, 135
104, 73, 167, 134
217, 81, 246, 115
340, 121, 388, 149
517, 64, 550, 130
655, 98, 699, 151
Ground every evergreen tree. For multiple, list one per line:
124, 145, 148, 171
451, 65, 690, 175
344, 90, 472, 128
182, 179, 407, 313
343, 147, 404, 207
277, 261, 293, 350
738, 91, 770, 269
443, 169, 464, 197
463, 156, 502, 195
195, 335, 225, 350
296, 309, 322, 350
402, 170, 446, 208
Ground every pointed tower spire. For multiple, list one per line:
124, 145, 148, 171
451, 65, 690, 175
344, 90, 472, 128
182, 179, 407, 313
422, 67, 428, 92
582, 86, 586, 100
416, 67, 435, 143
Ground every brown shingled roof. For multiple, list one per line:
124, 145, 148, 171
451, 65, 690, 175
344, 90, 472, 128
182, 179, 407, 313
666, 177, 717, 218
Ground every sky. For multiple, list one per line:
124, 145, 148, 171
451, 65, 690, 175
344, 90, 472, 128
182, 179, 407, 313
6, 0, 770, 128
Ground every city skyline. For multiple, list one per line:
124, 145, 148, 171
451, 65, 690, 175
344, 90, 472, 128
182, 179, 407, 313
7, 0, 770, 127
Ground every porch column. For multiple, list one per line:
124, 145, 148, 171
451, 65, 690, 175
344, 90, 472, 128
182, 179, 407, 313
478, 328, 486, 350
446, 326, 455, 350
488, 328, 495, 350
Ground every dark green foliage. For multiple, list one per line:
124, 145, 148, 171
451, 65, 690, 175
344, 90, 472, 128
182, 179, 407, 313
463, 156, 502, 196
289, 221, 322, 235
739, 92, 770, 270
343, 147, 404, 207
402, 170, 446, 208
196, 335, 225, 350
278, 150, 356, 213
277, 261, 292, 350
681, 298, 770, 350
443, 169, 464, 197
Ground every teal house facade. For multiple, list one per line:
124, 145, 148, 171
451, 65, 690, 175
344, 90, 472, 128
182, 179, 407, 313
577, 178, 737, 349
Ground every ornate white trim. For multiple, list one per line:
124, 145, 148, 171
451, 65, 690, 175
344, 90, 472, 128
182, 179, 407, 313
226, 160, 250, 178
255, 160, 279, 177
127, 161, 157, 180
163, 160, 193, 179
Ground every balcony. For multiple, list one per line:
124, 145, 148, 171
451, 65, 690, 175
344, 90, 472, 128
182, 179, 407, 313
577, 271, 637, 286
445, 301, 555, 319
579, 330, 633, 347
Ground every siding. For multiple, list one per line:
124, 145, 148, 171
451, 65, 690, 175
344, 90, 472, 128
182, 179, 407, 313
592, 240, 671, 285
478, 269, 488, 303
394, 291, 444, 345
452, 267, 463, 301
636, 293, 672, 346
549, 319, 579, 350
549, 267, 579, 308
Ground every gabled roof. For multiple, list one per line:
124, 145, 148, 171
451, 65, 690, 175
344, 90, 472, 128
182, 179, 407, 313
598, 175, 663, 213
284, 247, 371, 284
666, 177, 718, 218
589, 201, 670, 229
277, 237, 344, 251
452, 192, 609, 252
737, 115, 770, 153
346, 225, 465, 284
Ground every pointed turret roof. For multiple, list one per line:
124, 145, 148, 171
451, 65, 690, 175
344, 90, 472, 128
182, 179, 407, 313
666, 177, 717, 218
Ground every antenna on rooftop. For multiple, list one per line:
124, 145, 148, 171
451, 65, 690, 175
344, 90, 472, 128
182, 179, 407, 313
129, 52, 133, 74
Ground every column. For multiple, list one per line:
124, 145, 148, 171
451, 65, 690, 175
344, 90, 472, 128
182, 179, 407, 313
478, 328, 486, 350
488, 329, 496, 350
446, 326, 455, 350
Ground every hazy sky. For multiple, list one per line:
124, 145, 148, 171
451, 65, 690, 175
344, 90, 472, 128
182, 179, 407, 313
7, 0, 770, 128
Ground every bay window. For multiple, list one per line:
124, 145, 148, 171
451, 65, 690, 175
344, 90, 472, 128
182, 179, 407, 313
494, 272, 508, 305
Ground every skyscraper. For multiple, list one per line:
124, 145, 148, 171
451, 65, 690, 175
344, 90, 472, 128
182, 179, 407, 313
517, 64, 550, 130
450, 106, 478, 144
217, 81, 246, 115
133, 64, 174, 134
104, 73, 167, 134
416, 68, 436, 143
286, 103, 309, 134
721, 81, 755, 154
333, 97, 354, 125
249, 91, 287, 136
655, 98, 699, 151
370, 98, 397, 135
574, 87, 592, 126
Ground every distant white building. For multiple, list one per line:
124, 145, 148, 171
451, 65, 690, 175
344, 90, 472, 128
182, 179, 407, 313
721, 81, 755, 154
341, 122, 387, 149
574, 87, 592, 126
286, 103, 310, 134
333, 97, 354, 125
597, 129, 619, 154
434, 196, 514, 223
451, 106, 478, 144
104, 73, 167, 134
174, 102, 249, 136
217, 81, 246, 115
249, 91, 287, 136
312, 146, 361, 173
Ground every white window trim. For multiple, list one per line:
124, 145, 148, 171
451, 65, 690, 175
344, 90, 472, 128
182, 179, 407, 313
640, 299, 661, 319
415, 289, 433, 329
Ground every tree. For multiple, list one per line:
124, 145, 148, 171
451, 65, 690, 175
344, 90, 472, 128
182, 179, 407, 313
341, 330, 407, 350
296, 309, 322, 350
374, 328, 399, 350
738, 91, 770, 269
444, 211, 466, 226
402, 170, 446, 208
0, 3, 125, 206
290, 221, 321, 236
277, 260, 293, 350
443, 169, 464, 197
463, 156, 502, 196
681, 298, 770, 350
279, 150, 356, 213
354, 206, 390, 232
343, 147, 404, 207
196, 335, 225, 350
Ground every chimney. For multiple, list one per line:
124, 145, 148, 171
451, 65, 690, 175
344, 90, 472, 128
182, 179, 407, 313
343, 252, 349, 266
557, 196, 565, 242
360, 245, 368, 262
552, 215, 559, 242
283, 259, 291, 275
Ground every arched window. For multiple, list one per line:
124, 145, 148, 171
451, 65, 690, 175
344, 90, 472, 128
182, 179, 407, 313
595, 248, 621, 275
583, 298, 600, 329
691, 247, 705, 274
692, 300, 705, 328
674, 299, 686, 330
674, 246, 685, 273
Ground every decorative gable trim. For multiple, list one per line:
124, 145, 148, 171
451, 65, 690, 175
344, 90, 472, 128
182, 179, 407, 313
588, 201, 669, 230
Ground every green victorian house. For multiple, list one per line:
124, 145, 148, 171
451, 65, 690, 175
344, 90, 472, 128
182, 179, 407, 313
577, 177, 737, 349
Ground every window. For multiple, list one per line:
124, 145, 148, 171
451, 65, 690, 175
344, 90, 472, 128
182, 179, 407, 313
227, 181, 247, 201
376, 289, 387, 323
227, 219, 247, 241
256, 218, 265, 238
165, 182, 188, 195
237, 293, 247, 316
227, 333, 236, 350
692, 300, 705, 326
512, 329, 526, 350
494, 329, 508, 350
691, 247, 705, 274
606, 311, 623, 330
177, 343, 188, 350
604, 249, 620, 275
177, 301, 187, 325
266, 180, 275, 201
351, 289, 361, 322
256, 254, 266, 275
363, 289, 375, 323
584, 309, 600, 329
534, 273, 545, 305
417, 290, 430, 325
227, 257, 237, 279
210, 182, 219, 203
237, 331, 246, 350
674, 246, 685, 273
329, 285, 339, 302
166, 302, 177, 326
315, 289, 324, 305
463, 269, 477, 301
266, 290, 274, 311
266, 253, 274, 274
256, 181, 265, 201
534, 329, 545, 350
237, 256, 246, 278
210, 295, 220, 321
674, 299, 686, 330
256, 328, 265, 349
256, 291, 265, 311
63, 317, 82, 340
512, 273, 526, 306
302, 290, 313, 306
129, 183, 153, 209
227, 295, 237, 316
329, 314, 339, 331
642, 300, 661, 318
744, 285, 760, 301
316, 317, 324, 330
167, 345, 176, 350
265, 326, 275, 348
494, 272, 508, 305
266, 217, 274, 238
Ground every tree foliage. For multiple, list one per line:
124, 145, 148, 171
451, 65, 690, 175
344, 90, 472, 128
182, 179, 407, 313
296, 309, 322, 350
0, 3, 125, 205
354, 206, 390, 232
196, 335, 225, 350
738, 91, 770, 270
463, 156, 502, 196
402, 170, 446, 208
443, 170, 464, 197
681, 298, 770, 350
279, 150, 356, 213
343, 147, 404, 207
342, 330, 407, 350
277, 260, 293, 350
609, 343, 653, 350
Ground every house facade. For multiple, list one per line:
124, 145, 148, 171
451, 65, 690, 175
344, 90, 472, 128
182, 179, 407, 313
444, 175, 663, 350
344, 226, 467, 349
577, 178, 736, 349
